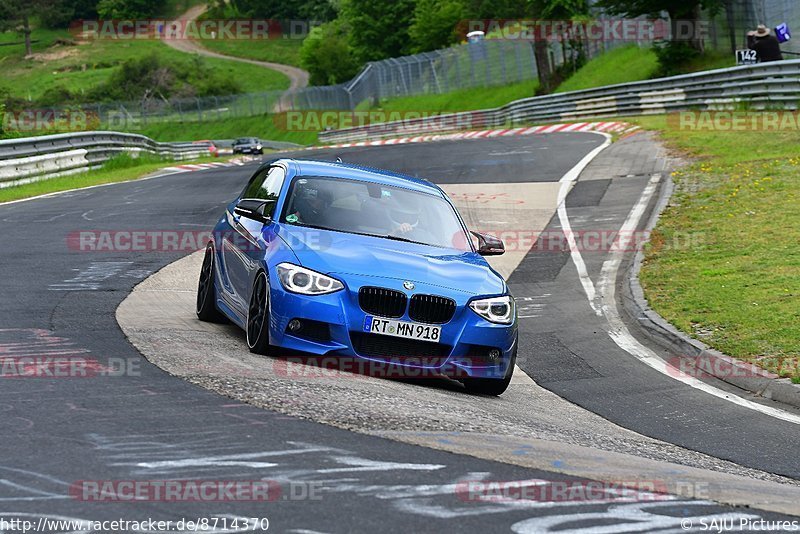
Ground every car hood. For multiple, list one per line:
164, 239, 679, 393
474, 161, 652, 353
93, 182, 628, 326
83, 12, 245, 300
276, 226, 505, 296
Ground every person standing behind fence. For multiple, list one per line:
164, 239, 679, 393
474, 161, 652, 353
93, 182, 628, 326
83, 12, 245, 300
747, 25, 783, 62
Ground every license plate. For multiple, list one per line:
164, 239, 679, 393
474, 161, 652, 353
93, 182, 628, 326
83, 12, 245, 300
363, 316, 441, 343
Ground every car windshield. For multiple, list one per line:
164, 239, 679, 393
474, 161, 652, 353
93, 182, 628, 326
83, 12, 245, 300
282, 176, 471, 251
235, 138, 255, 144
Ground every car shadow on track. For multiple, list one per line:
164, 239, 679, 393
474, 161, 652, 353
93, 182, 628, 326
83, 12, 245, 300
222, 326, 471, 394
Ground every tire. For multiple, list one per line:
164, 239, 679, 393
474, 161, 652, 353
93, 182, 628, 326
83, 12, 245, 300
246, 271, 273, 355
462, 346, 517, 396
196, 244, 226, 323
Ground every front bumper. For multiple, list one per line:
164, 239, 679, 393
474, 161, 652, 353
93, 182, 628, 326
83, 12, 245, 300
267, 272, 517, 379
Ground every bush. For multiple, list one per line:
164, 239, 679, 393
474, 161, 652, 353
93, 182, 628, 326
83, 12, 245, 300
409, 0, 466, 53
96, 0, 161, 19
37, 86, 80, 106
300, 21, 360, 86
102, 152, 169, 170
86, 54, 243, 102
653, 41, 701, 77
340, 0, 415, 63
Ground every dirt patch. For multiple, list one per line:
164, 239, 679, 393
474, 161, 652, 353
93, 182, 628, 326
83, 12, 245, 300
27, 46, 78, 62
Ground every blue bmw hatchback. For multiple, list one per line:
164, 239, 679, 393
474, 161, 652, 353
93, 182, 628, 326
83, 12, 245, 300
196, 159, 518, 395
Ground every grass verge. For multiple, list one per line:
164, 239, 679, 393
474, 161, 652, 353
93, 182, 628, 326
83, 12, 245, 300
554, 46, 734, 94
555, 45, 659, 93
361, 81, 538, 113
0, 29, 289, 101
0, 153, 224, 204
135, 114, 319, 146
632, 114, 800, 379
199, 38, 303, 67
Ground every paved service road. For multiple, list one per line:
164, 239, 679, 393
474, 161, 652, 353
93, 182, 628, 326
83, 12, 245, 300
1, 133, 798, 532
163, 5, 309, 112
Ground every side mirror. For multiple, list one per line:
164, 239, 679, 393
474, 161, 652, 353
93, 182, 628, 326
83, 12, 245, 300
234, 199, 270, 223
472, 231, 505, 256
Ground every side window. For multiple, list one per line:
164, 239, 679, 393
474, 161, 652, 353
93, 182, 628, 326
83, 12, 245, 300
242, 166, 286, 218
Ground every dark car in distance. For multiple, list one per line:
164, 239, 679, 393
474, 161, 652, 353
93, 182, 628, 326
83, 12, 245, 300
232, 138, 264, 155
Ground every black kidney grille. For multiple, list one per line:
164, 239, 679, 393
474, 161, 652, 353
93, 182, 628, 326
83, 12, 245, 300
350, 332, 450, 366
358, 286, 407, 318
408, 294, 457, 324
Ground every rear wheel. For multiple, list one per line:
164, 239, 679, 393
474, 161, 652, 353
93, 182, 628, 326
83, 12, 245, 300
246, 271, 273, 355
196, 244, 226, 323
462, 347, 516, 396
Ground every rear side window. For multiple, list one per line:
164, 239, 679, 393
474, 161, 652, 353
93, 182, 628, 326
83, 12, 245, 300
241, 166, 286, 219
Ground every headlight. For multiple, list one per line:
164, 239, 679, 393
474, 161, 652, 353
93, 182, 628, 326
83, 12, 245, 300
276, 263, 343, 295
256, 144, 262, 150
469, 295, 515, 324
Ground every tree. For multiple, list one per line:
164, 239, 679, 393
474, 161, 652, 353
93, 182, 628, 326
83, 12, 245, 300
40, 0, 96, 28
339, 0, 416, 63
299, 20, 360, 85
596, 0, 723, 52
96, 0, 162, 19
229, 0, 337, 21
465, 0, 531, 18
530, 0, 591, 92
0, 0, 64, 56
409, 0, 467, 52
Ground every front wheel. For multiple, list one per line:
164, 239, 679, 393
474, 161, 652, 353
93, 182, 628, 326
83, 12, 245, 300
462, 347, 516, 396
196, 244, 226, 323
246, 271, 273, 355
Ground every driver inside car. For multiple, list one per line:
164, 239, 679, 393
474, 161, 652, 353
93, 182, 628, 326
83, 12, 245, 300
288, 182, 333, 226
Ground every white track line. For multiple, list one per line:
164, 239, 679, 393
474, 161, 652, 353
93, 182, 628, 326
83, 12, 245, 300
555, 133, 612, 316
562, 163, 800, 424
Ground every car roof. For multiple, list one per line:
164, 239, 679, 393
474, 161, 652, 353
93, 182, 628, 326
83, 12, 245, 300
272, 159, 444, 197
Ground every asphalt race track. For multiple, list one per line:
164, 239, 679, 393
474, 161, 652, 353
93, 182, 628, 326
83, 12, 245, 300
1, 133, 799, 532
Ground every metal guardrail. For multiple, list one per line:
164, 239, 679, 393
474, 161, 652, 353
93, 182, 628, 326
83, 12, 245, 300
211, 139, 301, 151
318, 59, 800, 143
0, 131, 215, 187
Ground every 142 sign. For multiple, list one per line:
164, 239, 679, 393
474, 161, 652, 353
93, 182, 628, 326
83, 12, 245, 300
736, 49, 759, 65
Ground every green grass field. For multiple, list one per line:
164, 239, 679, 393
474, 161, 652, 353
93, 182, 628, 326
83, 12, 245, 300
199, 38, 304, 67
555, 46, 735, 94
0, 152, 225, 203
0, 29, 290, 102
135, 114, 318, 145
361, 81, 538, 113
555, 45, 659, 93
634, 114, 800, 379
126, 82, 540, 145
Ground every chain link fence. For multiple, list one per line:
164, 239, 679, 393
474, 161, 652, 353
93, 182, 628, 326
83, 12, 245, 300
702, 0, 800, 55
283, 39, 539, 110
76, 39, 540, 128
13, 0, 800, 132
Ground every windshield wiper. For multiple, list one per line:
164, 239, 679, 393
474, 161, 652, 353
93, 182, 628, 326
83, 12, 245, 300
284, 223, 430, 246
381, 234, 426, 245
